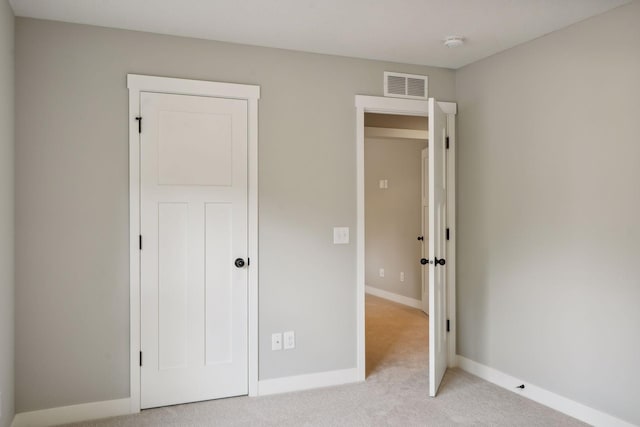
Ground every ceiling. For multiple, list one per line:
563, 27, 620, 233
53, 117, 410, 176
9, 0, 631, 69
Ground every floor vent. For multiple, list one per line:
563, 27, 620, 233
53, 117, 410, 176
384, 72, 428, 100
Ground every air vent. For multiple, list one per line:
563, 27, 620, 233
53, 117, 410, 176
384, 72, 428, 100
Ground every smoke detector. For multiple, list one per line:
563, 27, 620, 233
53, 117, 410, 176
443, 36, 465, 48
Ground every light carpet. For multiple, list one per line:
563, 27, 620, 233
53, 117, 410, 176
64, 294, 584, 426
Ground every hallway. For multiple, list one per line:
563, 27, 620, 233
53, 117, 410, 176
366, 294, 428, 379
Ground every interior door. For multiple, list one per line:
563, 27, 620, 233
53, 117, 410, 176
428, 98, 448, 397
140, 92, 248, 408
420, 148, 429, 314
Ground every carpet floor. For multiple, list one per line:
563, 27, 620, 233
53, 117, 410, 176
64, 294, 584, 426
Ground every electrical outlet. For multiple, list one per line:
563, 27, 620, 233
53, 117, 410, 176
283, 331, 295, 350
271, 333, 282, 351
379, 268, 385, 278
400, 272, 405, 282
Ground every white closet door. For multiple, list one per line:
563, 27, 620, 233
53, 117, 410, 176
140, 92, 248, 409
428, 98, 448, 397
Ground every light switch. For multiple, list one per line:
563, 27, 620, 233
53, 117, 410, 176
333, 227, 349, 244
284, 331, 295, 350
379, 179, 389, 189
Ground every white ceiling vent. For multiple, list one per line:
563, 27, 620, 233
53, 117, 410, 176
384, 72, 428, 100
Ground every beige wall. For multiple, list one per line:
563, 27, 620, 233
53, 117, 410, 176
365, 137, 426, 300
0, 1, 14, 426
14, 18, 455, 412
455, 2, 640, 425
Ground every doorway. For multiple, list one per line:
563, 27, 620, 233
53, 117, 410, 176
364, 112, 429, 378
364, 112, 429, 314
355, 95, 457, 397
128, 75, 260, 412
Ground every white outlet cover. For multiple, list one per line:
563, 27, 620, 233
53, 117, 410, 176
333, 227, 349, 244
284, 331, 295, 350
272, 333, 282, 351
379, 268, 385, 277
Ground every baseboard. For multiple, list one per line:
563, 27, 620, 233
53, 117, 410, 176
456, 356, 634, 427
11, 398, 132, 427
365, 285, 422, 309
257, 368, 359, 396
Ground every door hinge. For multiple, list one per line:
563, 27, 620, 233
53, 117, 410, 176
445, 136, 450, 149
139, 351, 143, 367
446, 319, 450, 332
139, 235, 142, 250
446, 228, 450, 241
135, 116, 142, 134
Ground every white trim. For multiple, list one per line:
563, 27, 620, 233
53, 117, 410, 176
355, 95, 428, 116
437, 101, 457, 115
247, 90, 259, 397
445, 110, 457, 368
456, 356, 635, 427
11, 398, 131, 427
127, 74, 260, 100
365, 285, 422, 309
355, 94, 457, 384
128, 80, 141, 414
127, 74, 260, 410
257, 368, 359, 396
355, 102, 366, 382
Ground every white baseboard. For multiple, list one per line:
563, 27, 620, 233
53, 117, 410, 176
365, 285, 422, 309
10, 369, 359, 426
456, 356, 635, 427
257, 368, 359, 396
11, 398, 132, 427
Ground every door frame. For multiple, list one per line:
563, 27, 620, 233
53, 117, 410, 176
127, 74, 260, 413
355, 95, 457, 382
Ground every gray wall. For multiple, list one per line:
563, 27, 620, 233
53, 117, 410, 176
14, 18, 455, 412
0, 1, 14, 426
455, 2, 640, 425
365, 137, 425, 300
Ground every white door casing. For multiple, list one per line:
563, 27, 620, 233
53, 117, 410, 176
421, 148, 429, 314
355, 95, 456, 387
428, 98, 448, 397
140, 92, 249, 408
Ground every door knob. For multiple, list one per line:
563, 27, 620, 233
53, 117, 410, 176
420, 258, 428, 265
417, 236, 424, 241
234, 258, 246, 268
434, 257, 446, 266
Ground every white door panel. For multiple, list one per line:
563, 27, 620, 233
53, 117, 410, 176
140, 92, 248, 409
428, 98, 448, 397
421, 148, 429, 314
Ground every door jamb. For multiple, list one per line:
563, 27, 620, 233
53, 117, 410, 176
127, 74, 260, 413
354, 95, 457, 382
